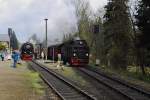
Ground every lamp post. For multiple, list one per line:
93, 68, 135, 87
44, 18, 48, 60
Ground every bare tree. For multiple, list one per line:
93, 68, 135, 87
71, 0, 91, 38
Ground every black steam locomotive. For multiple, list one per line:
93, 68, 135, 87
47, 40, 89, 66
20, 42, 34, 61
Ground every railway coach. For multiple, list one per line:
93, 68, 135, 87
47, 45, 61, 61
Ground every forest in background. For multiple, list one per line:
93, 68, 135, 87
63, 0, 150, 75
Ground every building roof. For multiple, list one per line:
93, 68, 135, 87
0, 34, 10, 42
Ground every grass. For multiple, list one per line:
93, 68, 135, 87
126, 66, 150, 83
88, 63, 150, 91
39, 60, 88, 86
127, 72, 150, 82
24, 71, 44, 94
57, 67, 89, 86
17, 62, 45, 94
90, 63, 150, 84
0, 61, 47, 100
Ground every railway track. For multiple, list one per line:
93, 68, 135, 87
29, 61, 96, 100
78, 67, 150, 100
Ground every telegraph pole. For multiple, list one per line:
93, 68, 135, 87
44, 18, 48, 60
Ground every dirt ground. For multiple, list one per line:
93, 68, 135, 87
0, 60, 45, 100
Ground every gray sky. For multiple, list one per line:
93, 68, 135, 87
0, 0, 107, 43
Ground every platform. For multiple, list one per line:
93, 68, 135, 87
0, 60, 45, 100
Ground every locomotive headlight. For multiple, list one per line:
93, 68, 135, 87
73, 53, 76, 56
86, 53, 89, 56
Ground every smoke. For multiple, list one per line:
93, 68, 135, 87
0, 0, 107, 44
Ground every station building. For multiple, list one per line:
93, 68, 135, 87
0, 34, 10, 51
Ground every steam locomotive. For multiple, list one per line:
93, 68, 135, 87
20, 42, 34, 61
47, 40, 89, 66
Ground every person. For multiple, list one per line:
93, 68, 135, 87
1, 52, 4, 61
0, 52, 2, 61
0, 52, 2, 60
57, 53, 63, 70
11, 51, 19, 68
41, 51, 44, 60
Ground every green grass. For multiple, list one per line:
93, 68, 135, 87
24, 71, 44, 94
126, 72, 150, 82
90, 63, 150, 84
125, 66, 150, 83
58, 67, 88, 86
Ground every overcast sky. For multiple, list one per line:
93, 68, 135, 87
0, 0, 107, 43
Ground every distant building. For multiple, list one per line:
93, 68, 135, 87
0, 34, 10, 50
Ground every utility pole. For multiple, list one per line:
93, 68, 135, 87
44, 18, 48, 60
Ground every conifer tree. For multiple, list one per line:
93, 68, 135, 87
135, 0, 150, 74
104, 0, 132, 69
